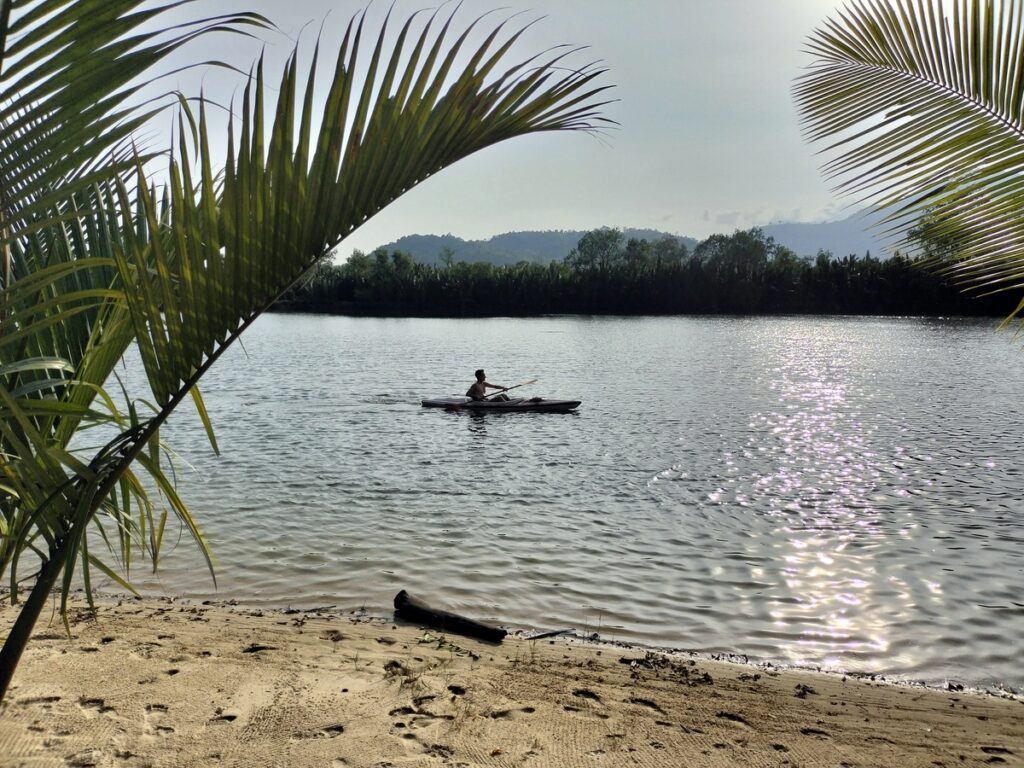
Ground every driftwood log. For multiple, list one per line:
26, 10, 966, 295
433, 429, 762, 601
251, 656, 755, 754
393, 590, 507, 643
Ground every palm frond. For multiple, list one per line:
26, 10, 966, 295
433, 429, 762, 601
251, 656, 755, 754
0, 0, 270, 280
119, 7, 612, 411
794, 0, 1024, 307
2, 6, 610, 615
0, 177, 216, 604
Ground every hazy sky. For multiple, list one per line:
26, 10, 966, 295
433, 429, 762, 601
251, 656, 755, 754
160, 1, 854, 256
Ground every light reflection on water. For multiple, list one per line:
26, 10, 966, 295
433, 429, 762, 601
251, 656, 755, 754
758, 325, 894, 669
105, 314, 1024, 691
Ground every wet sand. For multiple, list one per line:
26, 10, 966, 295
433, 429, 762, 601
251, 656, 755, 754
0, 598, 1021, 767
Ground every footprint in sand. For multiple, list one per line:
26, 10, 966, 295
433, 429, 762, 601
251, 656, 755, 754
488, 706, 536, 720
289, 723, 345, 741
241, 643, 278, 654
628, 697, 665, 715
17, 695, 61, 710
409, 710, 456, 727
130, 642, 162, 659
65, 748, 104, 766
980, 747, 1012, 765
866, 735, 896, 745
79, 697, 117, 717
389, 705, 461, 760
142, 703, 175, 739
800, 727, 830, 738
392, 726, 460, 762
715, 711, 752, 729
320, 630, 345, 644
565, 690, 609, 720
425, 743, 454, 759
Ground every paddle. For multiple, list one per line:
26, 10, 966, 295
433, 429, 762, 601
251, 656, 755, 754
486, 378, 537, 400
441, 377, 538, 410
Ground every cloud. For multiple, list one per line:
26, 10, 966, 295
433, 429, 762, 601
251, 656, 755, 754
715, 211, 740, 227
819, 202, 843, 220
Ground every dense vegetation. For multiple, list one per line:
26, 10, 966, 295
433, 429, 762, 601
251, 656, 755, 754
276, 227, 1015, 317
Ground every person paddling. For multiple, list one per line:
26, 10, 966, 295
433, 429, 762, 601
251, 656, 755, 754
466, 369, 509, 401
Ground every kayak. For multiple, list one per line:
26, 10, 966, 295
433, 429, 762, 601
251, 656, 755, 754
421, 396, 581, 412
421, 396, 581, 413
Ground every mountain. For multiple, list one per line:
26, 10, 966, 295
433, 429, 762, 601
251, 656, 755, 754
762, 210, 899, 259
364, 212, 900, 266
371, 229, 699, 266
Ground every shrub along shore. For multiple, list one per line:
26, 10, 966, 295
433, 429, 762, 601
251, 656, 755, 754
0, 597, 1020, 767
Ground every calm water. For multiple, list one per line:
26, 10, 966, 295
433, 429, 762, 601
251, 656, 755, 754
115, 314, 1023, 691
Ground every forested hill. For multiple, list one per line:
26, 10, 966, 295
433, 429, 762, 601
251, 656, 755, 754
367, 212, 893, 266
376, 229, 700, 266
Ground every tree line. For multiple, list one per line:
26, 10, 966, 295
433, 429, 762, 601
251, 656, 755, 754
275, 226, 1016, 317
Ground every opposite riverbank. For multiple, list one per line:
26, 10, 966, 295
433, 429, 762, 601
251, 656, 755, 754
1, 598, 1021, 767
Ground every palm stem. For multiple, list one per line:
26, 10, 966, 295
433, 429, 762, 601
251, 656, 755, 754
0, 547, 63, 701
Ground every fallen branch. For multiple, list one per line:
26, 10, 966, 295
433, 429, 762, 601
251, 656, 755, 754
393, 590, 507, 643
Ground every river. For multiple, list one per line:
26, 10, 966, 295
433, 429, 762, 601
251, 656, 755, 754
116, 313, 1023, 692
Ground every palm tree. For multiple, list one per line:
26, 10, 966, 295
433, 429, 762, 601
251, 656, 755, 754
0, 0, 611, 702
794, 0, 1024, 319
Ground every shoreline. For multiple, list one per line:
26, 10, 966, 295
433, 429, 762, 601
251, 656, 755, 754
9, 589, 1024, 698
1, 596, 1021, 767
127, 593, 1024, 700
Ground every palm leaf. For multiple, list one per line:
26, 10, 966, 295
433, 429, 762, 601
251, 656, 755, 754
115, 7, 611, 413
0, 7, 610, 694
0, 0, 270, 266
794, 0, 1024, 311
0, 178, 217, 604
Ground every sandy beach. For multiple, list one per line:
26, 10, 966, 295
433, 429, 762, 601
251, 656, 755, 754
0, 597, 1020, 768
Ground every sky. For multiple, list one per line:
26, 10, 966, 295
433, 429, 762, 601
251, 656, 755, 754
156, 0, 856, 258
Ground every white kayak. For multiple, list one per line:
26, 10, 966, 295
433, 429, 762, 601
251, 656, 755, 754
421, 396, 581, 413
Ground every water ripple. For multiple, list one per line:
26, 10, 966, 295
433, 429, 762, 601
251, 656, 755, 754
105, 314, 1024, 691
